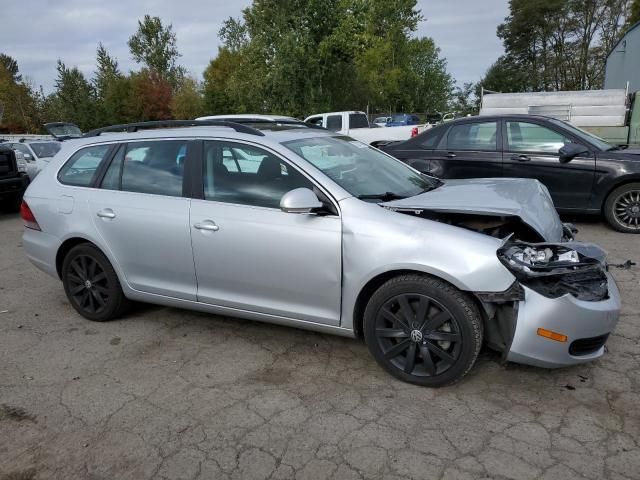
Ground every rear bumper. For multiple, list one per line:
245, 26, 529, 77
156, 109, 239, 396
0, 175, 29, 196
23, 228, 60, 279
506, 273, 621, 368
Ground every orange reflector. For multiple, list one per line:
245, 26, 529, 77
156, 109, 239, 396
537, 328, 568, 343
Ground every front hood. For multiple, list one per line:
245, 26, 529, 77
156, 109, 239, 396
381, 178, 564, 242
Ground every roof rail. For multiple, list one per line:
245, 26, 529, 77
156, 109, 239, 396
83, 120, 265, 138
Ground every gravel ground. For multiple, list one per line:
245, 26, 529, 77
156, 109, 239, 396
0, 212, 638, 480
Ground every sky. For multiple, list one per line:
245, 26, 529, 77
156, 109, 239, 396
0, 0, 510, 93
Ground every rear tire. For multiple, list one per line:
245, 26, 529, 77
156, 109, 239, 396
604, 183, 640, 233
364, 274, 483, 387
61, 244, 130, 321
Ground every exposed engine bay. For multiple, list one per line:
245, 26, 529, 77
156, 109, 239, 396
497, 242, 609, 302
382, 207, 574, 242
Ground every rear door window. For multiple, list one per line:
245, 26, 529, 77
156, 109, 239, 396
101, 140, 188, 197
447, 122, 498, 151
58, 144, 112, 187
326, 115, 343, 132
348, 113, 370, 129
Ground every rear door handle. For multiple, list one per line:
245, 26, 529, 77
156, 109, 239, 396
511, 154, 530, 162
445, 152, 456, 158
194, 221, 219, 232
97, 209, 116, 219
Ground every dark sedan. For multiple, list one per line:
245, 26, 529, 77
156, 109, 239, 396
382, 115, 640, 233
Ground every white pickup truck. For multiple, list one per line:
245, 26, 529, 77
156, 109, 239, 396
304, 111, 428, 146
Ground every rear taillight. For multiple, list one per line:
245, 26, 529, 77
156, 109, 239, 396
411, 127, 419, 137
20, 201, 41, 231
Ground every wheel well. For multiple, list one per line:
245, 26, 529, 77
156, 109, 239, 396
352, 269, 483, 339
55, 237, 95, 279
601, 178, 640, 213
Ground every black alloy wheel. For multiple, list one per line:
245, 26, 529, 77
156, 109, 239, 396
605, 183, 640, 233
62, 243, 130, 321
364, 274, 483, 387
375, 293, 462, 377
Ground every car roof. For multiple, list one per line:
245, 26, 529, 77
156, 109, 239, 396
56, 125, 339, 150
447, 114, 561, 124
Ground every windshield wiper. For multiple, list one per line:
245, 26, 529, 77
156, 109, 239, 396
357, 192, 407, 201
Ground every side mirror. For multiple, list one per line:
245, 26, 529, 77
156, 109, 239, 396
559, 143, 589, 163
280, 188, 323, 214
24, 154, 33, 161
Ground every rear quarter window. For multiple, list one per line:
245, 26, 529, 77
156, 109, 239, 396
58, 144, 112, 187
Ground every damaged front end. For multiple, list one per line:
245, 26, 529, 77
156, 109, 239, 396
497, 241, 608, 302
480, 241, 623, 368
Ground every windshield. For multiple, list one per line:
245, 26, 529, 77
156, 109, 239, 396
547, 119, 613, 151
282, 136, 438, 200
30, 142, 61, 158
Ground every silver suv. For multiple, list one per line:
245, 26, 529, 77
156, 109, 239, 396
21, 120, 621, 387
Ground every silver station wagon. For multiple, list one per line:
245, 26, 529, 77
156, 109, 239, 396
21, 120, 621, 387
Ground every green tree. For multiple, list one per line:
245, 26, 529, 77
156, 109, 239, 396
94, 43, 121, 100
171, 77, 205, 119
485, 0, 633, 92
128, 15, 186, 87
0, 63, 38, 132
47, 60, 97, 130
628, 0, 640, 25
0, 53, 21, 82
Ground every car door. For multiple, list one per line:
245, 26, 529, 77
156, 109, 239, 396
383, 126, 447, 174
502, 120, 595, 210
428, 120, 503, 179
88, 139, 197, 300
189, 140, 342, 326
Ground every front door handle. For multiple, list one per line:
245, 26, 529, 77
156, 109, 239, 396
194, 221, 219, 232
445, 152, 456, 158
97, 209, 116, 219
511, 154, 530, 162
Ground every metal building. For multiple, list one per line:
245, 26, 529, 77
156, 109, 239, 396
605, 21, 640, 91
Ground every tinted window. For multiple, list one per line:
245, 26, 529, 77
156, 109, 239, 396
30, 142, 61, 158
507, 121, 571, 153
307, 116, 323, 127
11, 144, 31, 157
447, 122, 497, 151
326, 115, 343, 131
58, 144, 111, 187
203, 141, 314, 208
349, 113, 370, 129
420, 128, 442, 148
119, 140, 187, 197
101, 145, 124, 190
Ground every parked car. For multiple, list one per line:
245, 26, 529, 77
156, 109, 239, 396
304, 111, 428, 146
22, 120, 621, 387
387, 113, 421, 126
382, 114, 640, 233
7, 139, 62, 180
373, 116, 391, 127
0, 144, 30, 212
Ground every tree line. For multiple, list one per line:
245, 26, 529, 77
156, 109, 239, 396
481, 0, 639, 93
0, 0, 457, 134
1, 0, 639, 134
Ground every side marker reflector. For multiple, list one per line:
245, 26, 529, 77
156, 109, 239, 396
537, 328, 568, 343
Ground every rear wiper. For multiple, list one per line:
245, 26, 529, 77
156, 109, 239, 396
357, 192, 406, 201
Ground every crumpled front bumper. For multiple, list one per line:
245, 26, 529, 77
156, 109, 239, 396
506, 272, 621, 368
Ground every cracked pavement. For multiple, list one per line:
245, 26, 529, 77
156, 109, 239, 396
0, 213, 639, 480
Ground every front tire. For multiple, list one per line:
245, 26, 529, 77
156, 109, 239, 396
364, 274, 483, 387
604, 183, 640, 233
61, 244, 130, 321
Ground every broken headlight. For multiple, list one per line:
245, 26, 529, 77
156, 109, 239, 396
497, 242, 608, 301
